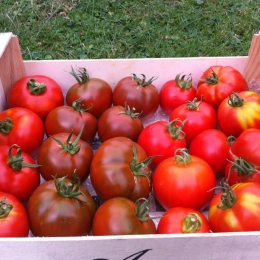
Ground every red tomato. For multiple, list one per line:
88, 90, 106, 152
137, 119, 186, 167
92, 197, 156, 236
112, 74, 160, 120
208, 181, 260, 232
159, 73, 197, 114
197, 66, 248, 110
169, 98, 217, 146
97, 104, 144, 142
217, 91, 260, 137
153, 148, 216, 211
157, 207, 211, 234
189, 129, 230, 177
27, 175, 96, 237
45, 99, 97, 144
7, 75, 64, 121
0, 192, 29, 237
66, 67, 112, 119
0, 107, 45, 156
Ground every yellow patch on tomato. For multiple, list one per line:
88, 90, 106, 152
240, 193, 260, 215
237, 103, 260, 129
224, 211, 239, 229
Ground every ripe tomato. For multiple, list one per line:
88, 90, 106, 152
0, 144, 40, 203
66, 67, 112, 119
137, 119, 186, 167
169, 98, 217, 146
112, 74, 160, 120
97, 104, 144, 142
157, 207, 211, 234
45, 99, 98, 144
90, 137, 152, 202
0, 192, 29, 237
159, 73, 197, 114
92, 197, 156, 236
0, 107, 45, 156
197, 65, 248, 110
7, 75, 64, 121
218, 91, 260, 137
27, 175, 96, 237
153, 148, 216, 211
208, 181, 260, 232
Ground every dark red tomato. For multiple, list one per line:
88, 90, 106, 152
157, 207, 211, 234
7, 75, 64, 121
27, 175, 96, 237
159, 73, 197, 114
92, 197, 156, 236
45, 99, 97, 144
0, 144, 40, 203
189, 129, 230, 177
97, 104, 144, 142
169, 98, 217, 146
137, 119, 186, 167
66, 67, 112, 119
0, 107, 45, 156
112, 74, 160, 120
90, 137, 152, 202
0, 191, 29, 237
197, 66, 248, 110
37, 131, 93, 182
153, 148, 216, 211
217, 91, 260, 138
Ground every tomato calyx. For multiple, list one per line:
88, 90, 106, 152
166, 119, 186, 140
217, 179, 237, 210
227, 136, 236, 146
174, 148, 192, 165
185, 97, 201, 111
27, 79, 46, 95
0, 197, 13, 218
0, 118, 13, 134
118, 104, 142, 119
182, 213, 202, 233
135, 197, 152, 222
70, 66, 90, 85
227, 92, 244, 107
132, 74, 157, 87
200, 69, 219, 85
175, 73, 193, 90
72, 98, 93, 114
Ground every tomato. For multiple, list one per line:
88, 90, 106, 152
159, 73, 197, 114
90, 137, 152, 202
137, 119, 186, 167
0, 107, 45, 156
189, 129, 230, 177
0, 144, 40, 203
169, 98, 217, 146
27, 175, 96, 237
112, 74, 160, 120
97, 104, 144, 142
157, 207, 211, 234
153, 148, 216, 211
92, 197, 156, 236
208, 181, 260, 232
37, 130, 93, 182
45, 99, 97, 144
217, 91, 260, 137
0, 192, 29, 237
197, 66, 248, 110
7, 75, 64, 121
66, 67, 112, 119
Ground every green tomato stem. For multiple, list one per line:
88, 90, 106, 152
0, 198, 13, 218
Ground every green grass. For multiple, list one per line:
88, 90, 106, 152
1, 0, 260, 60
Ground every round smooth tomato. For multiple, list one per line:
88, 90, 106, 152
197, 65, 248, 110
0, 191, 29, 237
217, 91, 260, 137
90, 137, 152, 202
7, 75, 64, 121
159, 73, 197, 114
0, 107, 45, 156
97, 104, 144, 142
92, 197, 156, 236
112, 74, 160, 120
157, 207, 211, 234
153, 148, 216, 211
169, 97, 217, 146
45, 99, 97, 144
27, 175, 96, 237
66, 67, 112, 119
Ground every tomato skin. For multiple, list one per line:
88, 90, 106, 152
157, 207, 211, 234
217, 91, 260, 138
0, 192, 29, 237
7, 75, 64, 121
197, 66, 248, 110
